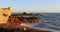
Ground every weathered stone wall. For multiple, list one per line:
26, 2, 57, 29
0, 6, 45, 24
0, 7, 11, 24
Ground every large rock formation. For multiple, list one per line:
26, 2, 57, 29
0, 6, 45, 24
0, 7, 11, 24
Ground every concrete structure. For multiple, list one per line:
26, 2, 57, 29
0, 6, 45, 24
0, 7, 11, 24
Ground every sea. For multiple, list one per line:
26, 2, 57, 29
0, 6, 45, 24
20, 13, 60, 32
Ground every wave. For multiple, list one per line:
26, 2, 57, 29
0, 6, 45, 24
20, 23, 60, 32
20, 13, 60, 32
20, 18, 60, 32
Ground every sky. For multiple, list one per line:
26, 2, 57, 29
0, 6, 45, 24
0, 0, 60, 13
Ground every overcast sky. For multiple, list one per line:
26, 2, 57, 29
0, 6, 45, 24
0, 0, 60, 13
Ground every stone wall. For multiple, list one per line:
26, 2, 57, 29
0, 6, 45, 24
0, 7, 11, 24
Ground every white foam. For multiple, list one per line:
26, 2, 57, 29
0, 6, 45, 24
20, 23, 60, 32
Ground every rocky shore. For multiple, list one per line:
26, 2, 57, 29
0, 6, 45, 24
0, 13, 51, 32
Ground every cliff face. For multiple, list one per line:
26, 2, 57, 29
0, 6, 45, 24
0, 7, 11, 24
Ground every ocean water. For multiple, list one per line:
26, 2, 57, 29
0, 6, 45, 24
20, 13, 60, 32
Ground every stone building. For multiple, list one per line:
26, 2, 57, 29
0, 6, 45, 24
0, 7, 11, 24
